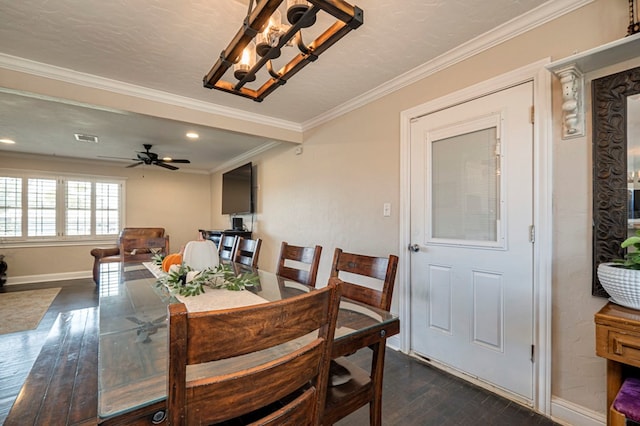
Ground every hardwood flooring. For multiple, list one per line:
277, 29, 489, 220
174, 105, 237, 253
0, 278, 98, 424
0, 279, 557, 425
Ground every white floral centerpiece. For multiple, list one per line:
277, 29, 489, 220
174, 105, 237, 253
158, 263, 259, 297
153, 240, 259, 297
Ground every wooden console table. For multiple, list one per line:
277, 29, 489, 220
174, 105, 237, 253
595, 302, 640, 425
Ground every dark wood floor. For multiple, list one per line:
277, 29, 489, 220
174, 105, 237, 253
0, 278, 99, 424
0, 279, 557, 426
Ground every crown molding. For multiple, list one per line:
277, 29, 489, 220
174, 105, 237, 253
211, 140, 282, 173
0, 53, 302, 133
0, 0, 593, 135
301, 0, 594, 131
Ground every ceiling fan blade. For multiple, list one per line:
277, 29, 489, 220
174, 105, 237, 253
155, 162, 179, 171
99, 155, 138, 161
126, 161, 144, 168
164, 159, 190, 163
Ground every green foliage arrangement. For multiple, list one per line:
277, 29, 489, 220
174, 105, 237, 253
158, 263, 259, 297
151, 253, 165, 266
616, 229, 640, 269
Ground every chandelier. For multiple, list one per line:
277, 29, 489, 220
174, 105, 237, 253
203, 0, 363, 102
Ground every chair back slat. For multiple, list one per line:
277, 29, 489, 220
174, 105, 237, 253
234, 237, 262, 268
185, 286, 333, 363
277, 242, 323, 287
187, 343, 322, 423
218, 234, 238, 261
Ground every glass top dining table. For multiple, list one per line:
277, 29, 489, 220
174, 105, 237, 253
97, 261, 399, 424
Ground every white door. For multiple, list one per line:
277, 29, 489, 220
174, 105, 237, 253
409, 82, 534, 401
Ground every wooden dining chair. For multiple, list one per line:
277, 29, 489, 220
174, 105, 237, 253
233, 237, 262, 268
217, 234, 238, 261
167, 278, 343, 426
323, 248, 399, 426
276, 241, 323, 287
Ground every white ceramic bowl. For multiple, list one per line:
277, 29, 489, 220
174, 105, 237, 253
597, 263, 640, 309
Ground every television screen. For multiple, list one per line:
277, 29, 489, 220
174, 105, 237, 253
222, 162, 253, 214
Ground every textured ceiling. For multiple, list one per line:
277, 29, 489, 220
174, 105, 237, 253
0, 0, 553, 171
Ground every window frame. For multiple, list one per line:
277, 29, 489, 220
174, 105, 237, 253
0, 169, 126, 247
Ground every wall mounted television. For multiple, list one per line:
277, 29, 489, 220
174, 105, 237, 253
222, 162, 254, 215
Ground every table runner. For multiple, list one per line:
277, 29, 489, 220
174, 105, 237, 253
142, 261, 268, 312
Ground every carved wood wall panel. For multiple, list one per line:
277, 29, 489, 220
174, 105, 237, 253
592, 66, 640, 297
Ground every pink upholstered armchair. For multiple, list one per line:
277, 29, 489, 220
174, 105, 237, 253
90, 227, 169, 285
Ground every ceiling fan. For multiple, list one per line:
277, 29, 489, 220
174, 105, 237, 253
103, 144, 191, 170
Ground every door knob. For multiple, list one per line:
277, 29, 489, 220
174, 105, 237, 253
408, 244, 420, 252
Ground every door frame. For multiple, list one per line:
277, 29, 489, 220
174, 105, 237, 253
397, 59, 553, 415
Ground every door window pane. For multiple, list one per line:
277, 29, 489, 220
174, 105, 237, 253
431, 127, 498, 242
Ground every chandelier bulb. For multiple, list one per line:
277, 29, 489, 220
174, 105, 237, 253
257, 10, 286, 57
233, 41, 257, 82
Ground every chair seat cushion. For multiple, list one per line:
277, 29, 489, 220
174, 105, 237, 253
613, 377, 640, 421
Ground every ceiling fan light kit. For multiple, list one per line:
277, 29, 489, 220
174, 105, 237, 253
124, 144, 190, 171
203, 0, 363, 102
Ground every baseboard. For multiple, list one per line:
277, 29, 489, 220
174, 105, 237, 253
4, 270, 93, 285
551, 396, 605, 426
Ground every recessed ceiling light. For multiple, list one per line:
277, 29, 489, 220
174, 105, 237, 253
0, 138, 15, 144
186, 132, 199, 139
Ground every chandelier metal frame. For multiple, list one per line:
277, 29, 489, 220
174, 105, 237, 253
203, 0, 363, 102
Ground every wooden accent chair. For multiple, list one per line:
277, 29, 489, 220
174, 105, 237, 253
323, 248, 399, 426
90, 227, 169, 285
167, 278, 343, 425
217, 234, 238, 261
233, 237, 262, 268
276, 241, 323, 288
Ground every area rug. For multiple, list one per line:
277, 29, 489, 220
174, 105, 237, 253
0, 287, 61, 335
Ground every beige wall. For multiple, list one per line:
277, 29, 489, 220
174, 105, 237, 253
0, 153, 211, 278
209, 0, 630, 418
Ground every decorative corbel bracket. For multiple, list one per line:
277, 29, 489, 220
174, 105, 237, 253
554, 65, 585, 139
546, 33, 640, 140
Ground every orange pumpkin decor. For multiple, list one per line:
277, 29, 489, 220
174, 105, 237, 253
162, 253, 183, 272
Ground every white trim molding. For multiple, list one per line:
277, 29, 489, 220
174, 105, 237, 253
0, 53, 302, 133
5, 270, 93, 286
551, 396, 605, 426
303, 0, 593, 131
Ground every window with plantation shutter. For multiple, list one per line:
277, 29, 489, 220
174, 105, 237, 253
0, 170, 124, 243
28, 178, 57, 237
